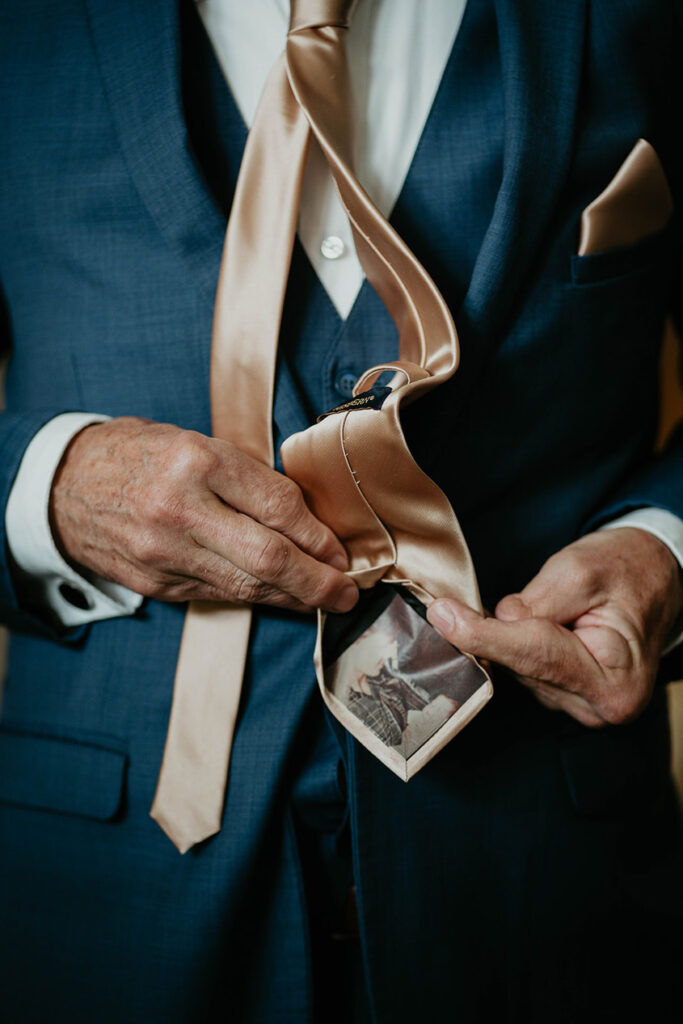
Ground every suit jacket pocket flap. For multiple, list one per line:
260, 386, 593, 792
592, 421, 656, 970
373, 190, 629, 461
570, 222, 673, 285
0, 725, 127, 820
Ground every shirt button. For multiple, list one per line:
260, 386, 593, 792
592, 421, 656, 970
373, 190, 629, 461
335, 370, 357, 399
320, 235, 346, 260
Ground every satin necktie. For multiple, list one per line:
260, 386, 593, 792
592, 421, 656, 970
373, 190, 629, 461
151, 0, 485, 853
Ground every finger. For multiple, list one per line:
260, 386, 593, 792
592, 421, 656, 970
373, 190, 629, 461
428, 598, 608, 724
208, 448, 348, 570
426, 598, 603, 698
528, 681, 605, 727
113, 548, 316, 613
495, 550, 600, 625
191, 501, 358, 613
168, 554, 316, 613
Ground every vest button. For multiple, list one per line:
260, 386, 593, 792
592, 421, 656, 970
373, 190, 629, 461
335, 370, 357, 398
320, 235, 345, 260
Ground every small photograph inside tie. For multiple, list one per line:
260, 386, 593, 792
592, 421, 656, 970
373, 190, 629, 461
323, 587, 490, 764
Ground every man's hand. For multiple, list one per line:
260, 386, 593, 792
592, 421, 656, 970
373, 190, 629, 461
50, 417, 358, 614
427, 528, 683, 727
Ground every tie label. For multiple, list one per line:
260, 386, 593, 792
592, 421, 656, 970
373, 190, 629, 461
318, 383, 392, 422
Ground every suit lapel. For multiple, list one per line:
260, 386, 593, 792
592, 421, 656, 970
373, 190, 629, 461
85, 0, 314, 440
458, 0, 586, 371
85, 0, 228, 303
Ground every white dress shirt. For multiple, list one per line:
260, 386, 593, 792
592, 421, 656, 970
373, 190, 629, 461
5, 0, 683, 643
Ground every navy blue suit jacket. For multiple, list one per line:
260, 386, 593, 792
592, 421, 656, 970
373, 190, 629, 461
1, 1, 682, 1021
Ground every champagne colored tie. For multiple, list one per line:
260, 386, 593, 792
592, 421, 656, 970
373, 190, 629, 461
151, 0, 483, 852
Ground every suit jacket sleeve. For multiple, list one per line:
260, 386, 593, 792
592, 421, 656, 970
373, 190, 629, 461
583, 211, 683, 680
0, 285, 86, 641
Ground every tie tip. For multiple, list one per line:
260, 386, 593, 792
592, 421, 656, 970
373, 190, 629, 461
149, 807, 219, 854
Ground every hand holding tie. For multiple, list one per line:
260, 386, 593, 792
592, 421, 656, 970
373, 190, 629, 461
428, 528, 683, 727
50, 415, 357, 614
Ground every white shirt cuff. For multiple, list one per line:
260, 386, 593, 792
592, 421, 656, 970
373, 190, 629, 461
5, 412, 143, 627
599, 507, 683, 655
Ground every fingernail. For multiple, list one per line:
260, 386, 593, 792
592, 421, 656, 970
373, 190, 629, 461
334, 583, 358, 614
329, 550, 349, 571
427, 600, 456, 634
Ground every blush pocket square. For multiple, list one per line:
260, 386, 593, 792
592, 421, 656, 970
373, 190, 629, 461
578, 138, 673, 256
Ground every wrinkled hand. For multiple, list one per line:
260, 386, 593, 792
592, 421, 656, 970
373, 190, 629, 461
50, 417, 358, 614
427, 529, 683, 727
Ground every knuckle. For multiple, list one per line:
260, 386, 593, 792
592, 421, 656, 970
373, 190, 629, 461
168, 431, 215, 480
233, 571, 266, 605
495, 593, 523, 619
601, 683, 648, 726
601, 699, 629, 726
131, 528, 166, 567
454, 617, 483, 652
463, 621, 482, 648
252, 535, 291, 582
262, 478, 304, 527
308, 570, 341, 608
562, 553, 596, 594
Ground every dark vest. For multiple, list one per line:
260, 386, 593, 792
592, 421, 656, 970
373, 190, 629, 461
181, 0, 503, 450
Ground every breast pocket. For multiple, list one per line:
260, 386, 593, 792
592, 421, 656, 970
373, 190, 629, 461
0, 723, 127, 820
571, 137, 674, 287
570, 222, 674, 286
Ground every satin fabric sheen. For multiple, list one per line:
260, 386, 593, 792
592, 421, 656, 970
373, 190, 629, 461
578, 138, 673, 255
151, 0, 483, 851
